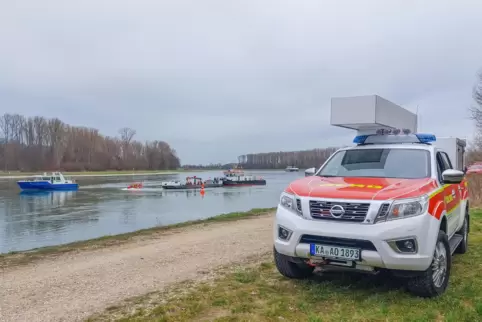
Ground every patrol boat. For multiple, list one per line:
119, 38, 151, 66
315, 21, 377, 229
17, 172, 79, 191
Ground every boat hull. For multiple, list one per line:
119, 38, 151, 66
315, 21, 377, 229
163, 183, 223, 190
222, 180, 266, 186
17, 181, 79, 191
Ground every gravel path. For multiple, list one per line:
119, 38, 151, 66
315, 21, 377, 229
0, 214, 274, 322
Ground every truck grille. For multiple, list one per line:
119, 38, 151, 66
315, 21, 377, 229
377, 203, 390, 219
296, 199, 302, 212
309, 200, 370, 222
299, 235, 377, 251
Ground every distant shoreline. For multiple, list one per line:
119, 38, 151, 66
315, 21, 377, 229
0, 170, 182, 179
0, 168, 298, 179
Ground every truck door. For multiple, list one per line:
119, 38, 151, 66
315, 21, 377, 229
436, 152, 461, 237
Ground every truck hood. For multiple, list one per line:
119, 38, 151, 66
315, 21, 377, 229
285, 176, 437, 200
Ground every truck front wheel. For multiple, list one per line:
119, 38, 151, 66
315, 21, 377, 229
406, 231, 451, 297
274, 247, 314, 279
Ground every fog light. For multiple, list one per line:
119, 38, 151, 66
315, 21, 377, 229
278, 226, 293, 241
401, 240, 415, 251
388, 238, 418, 254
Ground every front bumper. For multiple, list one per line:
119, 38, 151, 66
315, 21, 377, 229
274, 205, 440, 271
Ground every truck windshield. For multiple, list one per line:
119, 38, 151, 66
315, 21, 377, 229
318, 148, 431, 179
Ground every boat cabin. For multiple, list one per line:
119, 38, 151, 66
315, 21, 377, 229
186, 176, 203, 185
31, 172, 74, 184
223, 169, 245, 177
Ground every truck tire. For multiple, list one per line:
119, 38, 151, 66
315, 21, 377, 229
406, 230, 451, 298
455, 212, 469, 254
274, 247, 314, 279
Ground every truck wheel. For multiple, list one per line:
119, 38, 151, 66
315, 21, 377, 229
406, 231, 451, 298
455, 213, 469, 254
274, 247, 314, 279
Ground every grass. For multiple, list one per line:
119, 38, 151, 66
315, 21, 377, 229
90, 209, 482, 322
0, 207, 275, 269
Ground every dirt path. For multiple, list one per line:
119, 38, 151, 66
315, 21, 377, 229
0, 215, 274, 322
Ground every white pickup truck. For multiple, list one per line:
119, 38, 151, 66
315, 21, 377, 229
273, 131, 469, 297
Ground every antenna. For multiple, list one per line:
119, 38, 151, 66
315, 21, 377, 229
416, 105, 420, 132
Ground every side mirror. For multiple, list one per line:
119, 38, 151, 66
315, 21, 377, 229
442, 169, 464, 184
305, 167, 316, 177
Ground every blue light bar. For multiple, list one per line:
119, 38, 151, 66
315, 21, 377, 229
353, 132, 437, 145
353, 135, 368, 144
415, 133, 436, 143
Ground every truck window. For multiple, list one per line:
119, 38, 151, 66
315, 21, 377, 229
318, 148, 431, 179
436, 152, 446, 183
440, 152, 453, 170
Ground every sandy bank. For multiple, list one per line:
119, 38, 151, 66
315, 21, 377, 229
0, 210, 275, 322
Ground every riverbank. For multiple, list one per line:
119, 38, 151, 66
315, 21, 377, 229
0, 168, 288, 179
1, 208, 275, 322
90, 209, 482, 322
0, 170, 184, 179
0, 207, 275, 268
4, 209, 481, 321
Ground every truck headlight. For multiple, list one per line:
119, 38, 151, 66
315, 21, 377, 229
280, 192, 302, 217
376, 195, 429, 222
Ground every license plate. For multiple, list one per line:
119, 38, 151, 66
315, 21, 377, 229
310, 244, 361, 261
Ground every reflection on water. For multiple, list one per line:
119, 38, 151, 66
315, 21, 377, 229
19, 190, 76, 210
0, 170, 304, 253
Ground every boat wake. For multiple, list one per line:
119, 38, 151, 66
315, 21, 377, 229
121, 187, 164, 192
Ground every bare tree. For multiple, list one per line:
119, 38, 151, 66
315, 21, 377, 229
0, 114, 180, 172
118, 127, 136, 163
470, 70, 482, 130
0, 114, 13, 171
119, 127, 136, 144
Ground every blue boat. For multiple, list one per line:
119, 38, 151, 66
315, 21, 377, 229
17, 172, 79, 191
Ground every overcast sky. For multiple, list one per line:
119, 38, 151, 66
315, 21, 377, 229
1, 1, 481, 164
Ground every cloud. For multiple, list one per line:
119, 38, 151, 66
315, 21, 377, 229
0, 0, 481, 164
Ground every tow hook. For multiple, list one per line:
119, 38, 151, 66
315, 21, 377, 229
306, 258, 327, 266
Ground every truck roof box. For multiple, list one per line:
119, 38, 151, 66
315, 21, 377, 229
330, 95, 418, 135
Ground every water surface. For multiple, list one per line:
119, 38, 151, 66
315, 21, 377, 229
0, 170, 303, 253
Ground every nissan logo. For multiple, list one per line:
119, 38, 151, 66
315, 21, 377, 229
330, 205, 345, 218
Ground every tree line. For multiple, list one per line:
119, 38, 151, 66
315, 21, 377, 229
237, 147, 340, 169
468, 69, 482, 163
182, 163, 237, 170
0, 114, 180, 172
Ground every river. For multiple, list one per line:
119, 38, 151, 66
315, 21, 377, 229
0, 170, 303, 253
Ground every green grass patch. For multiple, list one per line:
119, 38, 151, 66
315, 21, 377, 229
0, 207, 275, 269
92, 209, 482, 322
